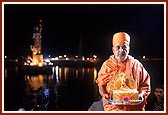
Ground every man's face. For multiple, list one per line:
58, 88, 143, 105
112, 43, 130, 62
154, 88, 164, 100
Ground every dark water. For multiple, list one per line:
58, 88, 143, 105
4, 65, 100, 111
3, 60, 164, 111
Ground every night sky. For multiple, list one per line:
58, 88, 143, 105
4, 3, 164, 60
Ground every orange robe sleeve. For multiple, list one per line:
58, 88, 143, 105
131, 59, 151, 110
132, 59, 151, 98
96, 61, 114, 87
96, 56, 126, 87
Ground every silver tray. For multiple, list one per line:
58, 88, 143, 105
108, 99, 143, 105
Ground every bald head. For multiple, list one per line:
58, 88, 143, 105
112, 32, 130, 46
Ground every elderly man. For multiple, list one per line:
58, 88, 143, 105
96, 32, 151, 111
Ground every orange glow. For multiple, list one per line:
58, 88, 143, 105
38, 62, 43, 67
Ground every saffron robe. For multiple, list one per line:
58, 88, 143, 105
96, 55, 151, 111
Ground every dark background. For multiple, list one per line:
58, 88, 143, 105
4, 3, 164, 60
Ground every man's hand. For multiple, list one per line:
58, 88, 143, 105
139, 93, 144, 102
102, 93, 111, 105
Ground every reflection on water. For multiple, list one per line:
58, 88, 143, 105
24, 66, 98, 93
4, 65, 100, 111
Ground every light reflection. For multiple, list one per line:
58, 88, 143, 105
24, 67, 98, 95
58, 67, 62, 81
15, 66, 18, 73
82, 68, 85, 76
5, 68, 7, 78
75, 69, 79, 78
55, 66, 59, 80
25, 74, 46, 91
93, 68, 97, 82
64, 67, 68, 81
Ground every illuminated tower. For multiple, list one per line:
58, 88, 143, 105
30, 19, 44, 66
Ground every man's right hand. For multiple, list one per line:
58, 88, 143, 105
102, 93, 120, 110
102, 93, 111, 105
